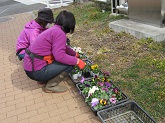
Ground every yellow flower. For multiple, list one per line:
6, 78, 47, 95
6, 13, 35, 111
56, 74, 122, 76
94, 64, 98, 69
100, 99, 107, 105
101, 77, 105, 82
91, 64, 98, 70
91, 65, 95, 70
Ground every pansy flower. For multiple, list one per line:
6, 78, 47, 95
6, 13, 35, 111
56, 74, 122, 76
97, 77, 100, 80
94, 75, 98, 78
110, 97, 117, 104
91, 98, 99, 107
103, 71, 110, 76
87, 86, 99, 98
100, 99, 107, 105
105, 82, 111, 88
80, 77, 85, 83
85, 84, 90, 87
97, 82, 104, 86
91, 64, 98, 70
113, 88, 119, 94
102, 87, 108, 92
101, 77, 105, 82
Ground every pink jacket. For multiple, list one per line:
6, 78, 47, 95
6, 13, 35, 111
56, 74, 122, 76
24, 25, 77, 71
16, 20, 46, 54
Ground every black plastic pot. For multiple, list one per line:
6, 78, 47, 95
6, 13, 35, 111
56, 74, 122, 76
82, 71, 91, 78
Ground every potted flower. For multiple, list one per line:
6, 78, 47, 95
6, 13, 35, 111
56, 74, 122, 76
72, 46, 90, 60
90, 64, 100, 77
71, 66, 82, 80
77, 74, 128, 114
82, 63, 92, 78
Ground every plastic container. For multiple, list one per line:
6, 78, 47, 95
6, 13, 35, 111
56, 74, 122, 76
76, 82, 129, 116
69, 58, 93, 84
97, 101, 157, 123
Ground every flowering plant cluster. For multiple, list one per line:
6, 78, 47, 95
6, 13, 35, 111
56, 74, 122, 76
90, 64, 100, 74
72, 47, 84, 55
78, 72, 123, 110
71, 66, 81, 75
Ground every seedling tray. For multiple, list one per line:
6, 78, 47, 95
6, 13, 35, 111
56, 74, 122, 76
76, 81, 129, 116
69, 58, 93, 84
97, 101, 157, 123
69, 74, 93, 84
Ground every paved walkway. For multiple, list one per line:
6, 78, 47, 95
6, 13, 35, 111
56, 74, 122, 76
0, 12, 100, 123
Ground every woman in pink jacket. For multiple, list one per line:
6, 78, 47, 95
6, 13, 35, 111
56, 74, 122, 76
24, 10, 86, 93
16, 8, 54, 60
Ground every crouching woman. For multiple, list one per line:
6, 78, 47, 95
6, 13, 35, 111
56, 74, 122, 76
23, 10, 85, 93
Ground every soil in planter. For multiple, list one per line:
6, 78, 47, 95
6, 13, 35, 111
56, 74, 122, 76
83, 72, 91, 78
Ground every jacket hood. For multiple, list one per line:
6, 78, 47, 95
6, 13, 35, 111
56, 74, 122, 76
25, 20, 45, 31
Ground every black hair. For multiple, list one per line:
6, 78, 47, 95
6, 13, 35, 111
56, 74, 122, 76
55, 10, 75, 34
35, 18, 48, 28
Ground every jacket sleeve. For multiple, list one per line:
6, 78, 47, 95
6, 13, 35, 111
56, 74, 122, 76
52, 32, 77, 65
66, 45, 76, 56
16, 30, 30, 53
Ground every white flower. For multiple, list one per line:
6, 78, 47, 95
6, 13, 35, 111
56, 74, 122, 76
72, 47, 82, 53
87, 86, 99, 98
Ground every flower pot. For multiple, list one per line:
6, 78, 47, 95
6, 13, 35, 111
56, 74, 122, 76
83, 72, 91, 78
93, 73, 99, 77
78, 71, 82, 77
72, 73, 79, 80
90, 71, 99, 77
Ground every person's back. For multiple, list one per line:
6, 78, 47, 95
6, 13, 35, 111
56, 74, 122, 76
23, 10, 86, 93
16, 8, 54, 60
24, 24, 76, 71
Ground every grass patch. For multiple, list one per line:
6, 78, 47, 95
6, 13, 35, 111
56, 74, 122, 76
112, 55, 165, 121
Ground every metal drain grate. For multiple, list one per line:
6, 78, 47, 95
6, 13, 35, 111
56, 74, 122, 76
0, 17, 12, 23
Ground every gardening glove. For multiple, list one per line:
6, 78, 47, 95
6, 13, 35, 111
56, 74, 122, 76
77, 58, 85, 69
75, 52, 80, 58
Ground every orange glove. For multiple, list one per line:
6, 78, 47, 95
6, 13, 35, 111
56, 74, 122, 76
77, 58, 85, 69
75, 52, 80, 58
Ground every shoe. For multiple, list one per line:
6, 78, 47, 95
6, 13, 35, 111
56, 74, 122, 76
60, 72, 69, 79
44, 72, 68, 93
44, 84, 68, 93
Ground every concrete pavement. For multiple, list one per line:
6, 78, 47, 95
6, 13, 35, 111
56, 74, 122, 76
0, 0, 73, 17
0, 11, 101, 123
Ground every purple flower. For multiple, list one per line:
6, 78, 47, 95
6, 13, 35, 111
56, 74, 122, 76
110, 98, 117, 104
85, 84, 90, 87
80, 77, 85, 83
102, 88, 108, 92
105, 82, 111, 88
91, 98, 99, 107
113, 88, 118, 93
97, 82, 104, 86
103, 71, 110, 76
